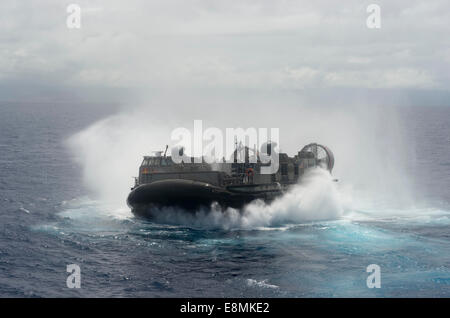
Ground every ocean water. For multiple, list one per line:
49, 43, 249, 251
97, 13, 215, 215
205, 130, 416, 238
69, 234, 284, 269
1, 102, 450, 297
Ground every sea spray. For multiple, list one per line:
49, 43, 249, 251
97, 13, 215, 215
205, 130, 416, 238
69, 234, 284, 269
240, 168, 344, 227
152, 168, 344, 229
67, 111, 172, 208
67, 97, 416, 225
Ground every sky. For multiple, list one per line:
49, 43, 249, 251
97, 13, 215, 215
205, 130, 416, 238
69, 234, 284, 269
1, 1, 446, 204
0, 0, 449, 105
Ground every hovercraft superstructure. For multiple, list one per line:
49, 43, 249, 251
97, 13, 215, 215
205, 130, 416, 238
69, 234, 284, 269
127, 143, 334, 218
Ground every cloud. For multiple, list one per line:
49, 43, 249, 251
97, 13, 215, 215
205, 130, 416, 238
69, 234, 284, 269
0, 0, 448, 98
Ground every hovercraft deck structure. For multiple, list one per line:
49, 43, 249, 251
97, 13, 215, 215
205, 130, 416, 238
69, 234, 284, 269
127, 143, 334, 218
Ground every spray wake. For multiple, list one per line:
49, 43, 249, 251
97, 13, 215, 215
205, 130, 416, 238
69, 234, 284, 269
151, 168, 344, 229
66, 98, 424, 229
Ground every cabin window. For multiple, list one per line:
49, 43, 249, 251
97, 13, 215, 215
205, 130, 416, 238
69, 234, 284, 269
150, 158, 160, 166
281, 164, 288, 175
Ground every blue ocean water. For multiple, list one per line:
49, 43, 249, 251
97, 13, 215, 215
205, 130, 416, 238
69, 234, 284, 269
1, 102, 449, 297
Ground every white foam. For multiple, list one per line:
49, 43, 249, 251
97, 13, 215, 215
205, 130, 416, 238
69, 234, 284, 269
152, 168, 344, 229
246, 279, 279, 289
19, 207, 30, 214
66, 100, 444, 228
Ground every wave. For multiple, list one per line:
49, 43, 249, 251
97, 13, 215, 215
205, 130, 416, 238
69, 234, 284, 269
150, 168, 345, 229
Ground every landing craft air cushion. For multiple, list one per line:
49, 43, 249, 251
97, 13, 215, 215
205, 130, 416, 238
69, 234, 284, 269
127, 143, 334, 218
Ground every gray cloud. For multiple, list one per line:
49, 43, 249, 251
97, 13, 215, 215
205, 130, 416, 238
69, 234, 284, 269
0, 0, 449, 102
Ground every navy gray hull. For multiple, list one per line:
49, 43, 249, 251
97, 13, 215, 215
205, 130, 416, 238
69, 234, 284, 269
127, 179, 261, 218
127, 142, 334, 219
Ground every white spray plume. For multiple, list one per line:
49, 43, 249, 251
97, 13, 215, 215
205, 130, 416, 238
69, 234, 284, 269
67, 110, 173, 208
240, 168, 344, 227
152, 168, 344, 229
67, 94, 419, 225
